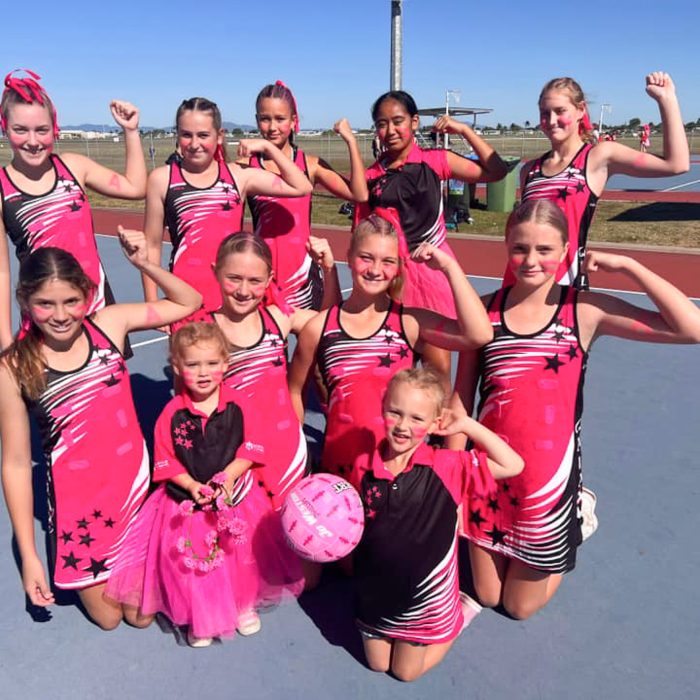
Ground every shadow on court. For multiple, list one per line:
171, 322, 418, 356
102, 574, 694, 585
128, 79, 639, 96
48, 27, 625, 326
610, 201, 700, 222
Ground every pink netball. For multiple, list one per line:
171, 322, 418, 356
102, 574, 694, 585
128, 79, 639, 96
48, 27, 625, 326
280, 474, 365, 562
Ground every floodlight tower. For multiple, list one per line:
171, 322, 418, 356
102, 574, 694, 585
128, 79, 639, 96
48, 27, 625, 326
390, 0, 403, 90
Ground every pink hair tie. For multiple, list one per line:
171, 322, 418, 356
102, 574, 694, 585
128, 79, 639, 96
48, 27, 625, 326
275, 80, 300, 133
373, 207, 410, 261
214, 144, 226, 163
1, 69, 60, 138
264, 280, 294, 316
17, 311, 34, 341
579, 109, 593, 135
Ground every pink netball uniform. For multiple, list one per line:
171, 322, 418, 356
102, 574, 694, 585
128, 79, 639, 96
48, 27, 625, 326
106, 384, 303, 639
0, 155, 113, 315
353, 442, 496, 644
514, 143, 598, 288
464, 286, 586, 574
317, 301, 415, 483
246, 148, 321, 309
164, 160, 244, 313
216, 307, 307, 510
361, 142, 459, 316
28, 318, 149, 589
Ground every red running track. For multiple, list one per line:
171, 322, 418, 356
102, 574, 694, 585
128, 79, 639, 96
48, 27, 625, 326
94, 208, 700, 298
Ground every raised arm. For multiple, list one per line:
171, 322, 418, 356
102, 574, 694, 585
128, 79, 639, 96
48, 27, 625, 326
94, 227, 202, 347
309, 119, 368, 202
307, 235, 341, 311
578, 251, 700, 348
590, 72, 689, 184
0, 220, 13, 350
434, 115, 508, 182
405, 244, 493, 351
63, 100, 147, 199
0, 365, 54, 607
142, 167, 169, 304
234, 139, 313, 199
435, 407, 524, 479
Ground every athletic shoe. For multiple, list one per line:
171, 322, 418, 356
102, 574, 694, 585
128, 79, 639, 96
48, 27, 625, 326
580, 486, 599, 542
237, 610, 262, 636
459, 592, 483, 632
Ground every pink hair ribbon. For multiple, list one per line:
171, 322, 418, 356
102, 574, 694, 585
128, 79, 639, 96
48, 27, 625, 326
579, 108, 593, 135
1, 69, 60, 138
16, 311, 34, 341
275, 80, 299, 133
264, 280, 294, 316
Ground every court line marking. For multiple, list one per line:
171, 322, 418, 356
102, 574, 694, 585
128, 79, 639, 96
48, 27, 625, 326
661, 179, 700, 192
131, 335, 168, 349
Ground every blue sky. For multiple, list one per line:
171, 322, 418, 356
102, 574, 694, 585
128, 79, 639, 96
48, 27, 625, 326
2, 0, 698, 130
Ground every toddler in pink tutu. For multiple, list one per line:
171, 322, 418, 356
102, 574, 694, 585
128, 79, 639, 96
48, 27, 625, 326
107, 322, 304, 646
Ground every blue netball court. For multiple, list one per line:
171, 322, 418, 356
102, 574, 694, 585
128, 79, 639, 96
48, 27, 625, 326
0, 235, 698, 700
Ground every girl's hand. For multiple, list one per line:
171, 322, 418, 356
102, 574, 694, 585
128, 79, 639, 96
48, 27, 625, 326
433, 407, 470, 436
433, 115, 462, 135
307, 236, 335, 271
333, 118, 355, 142
410, 242, 451, 271
110, 100, 140, 131
645, 71, 676, 102
237, 139, 270, 159
584, 250, 630, 274
117, 226, 149, 267
22, 556, 54, 608
189, 481, 215, 505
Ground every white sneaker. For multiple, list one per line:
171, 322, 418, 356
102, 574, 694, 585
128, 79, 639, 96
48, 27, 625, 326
187, 629, 214, 648
237, 610, 261, 636
580, 486, 598, 542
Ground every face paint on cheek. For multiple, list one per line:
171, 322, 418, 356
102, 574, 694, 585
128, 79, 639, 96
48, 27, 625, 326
221, 280, 238, 295
210, 369, 224, 383
411, 426, 428, 439
558, 115, 573, 127
541, 261, 560, 274
508, 255, 524, 273
383, 415, 398, 431
30, 306, 53, 322
181, 368, 196, 382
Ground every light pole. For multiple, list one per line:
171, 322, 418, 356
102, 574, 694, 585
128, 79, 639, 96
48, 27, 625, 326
599, 103, 611, 135
390, 0, 403, 91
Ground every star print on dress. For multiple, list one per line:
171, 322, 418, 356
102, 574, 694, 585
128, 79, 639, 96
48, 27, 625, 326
545, 355, 564, 373
84, 558, 109, 579
486, 525, 507, 546
60, 531, 73, 544
62, 552, 81, 570
469, 509, 486, 528
79, 533, 96, 547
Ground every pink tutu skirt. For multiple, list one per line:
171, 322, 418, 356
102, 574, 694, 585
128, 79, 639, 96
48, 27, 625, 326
106, 484, 304, 639
402, 240, 457, 319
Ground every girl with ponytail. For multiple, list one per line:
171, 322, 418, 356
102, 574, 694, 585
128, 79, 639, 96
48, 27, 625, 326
516, 72, 689, 289
143, 96, 312, 326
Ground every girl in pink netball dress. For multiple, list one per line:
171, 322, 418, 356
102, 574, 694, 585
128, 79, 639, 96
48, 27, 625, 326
515, 71, 688, 289
454, 199, 700, 621
0, 228, 201, 630
288, 209, 492, 489
143, 96, 312, 322
209, 232, 338, 510
357, 90, 507, 381
0, 69, 148, 349
245, 80, 367, 309
106, 322, 304, 647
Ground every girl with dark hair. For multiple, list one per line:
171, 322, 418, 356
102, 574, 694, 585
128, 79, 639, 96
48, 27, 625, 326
516, 72, 688, 288
0, 69, 147, 349
358, 89, 507, 382
244, 80, 367, 309
143, 96, 312, 324
0, 229, 201, 630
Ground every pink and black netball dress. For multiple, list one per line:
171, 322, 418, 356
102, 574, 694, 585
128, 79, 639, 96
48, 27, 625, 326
106, 385, 303, 639
28, 318, 149, 589
247, 147, 321, 309
353, 442, 496, 644
515, 143, 598, 288
0, 155, 114, 314
164, 159, 243, 313
317, 301, 415, 483
361, 142, 459, 316
464, 286, 587, 574
216, 307, 307, 510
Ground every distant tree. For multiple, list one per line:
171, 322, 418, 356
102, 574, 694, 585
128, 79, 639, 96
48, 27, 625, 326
510, 123, 521, 132
628, 117, 641, 129
524, 120, 531, 129
232, 128, 244, 136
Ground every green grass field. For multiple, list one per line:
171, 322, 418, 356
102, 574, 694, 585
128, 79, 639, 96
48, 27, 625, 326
1, 133, 698, 248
